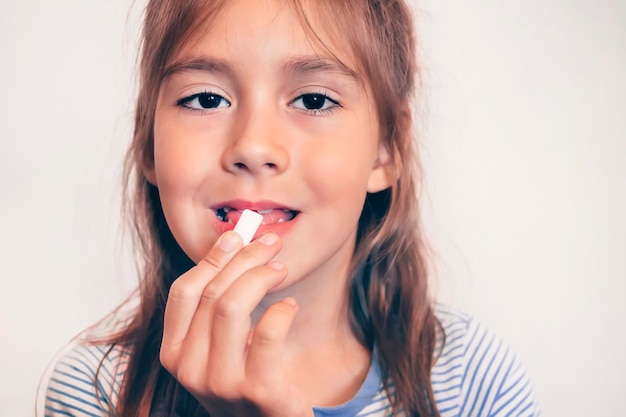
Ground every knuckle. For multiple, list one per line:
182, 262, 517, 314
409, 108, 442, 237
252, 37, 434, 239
167, 280, 196, 303
236, 247, 258, 264
165, 348, 210, 392
200, 282, 221, 303
205, 375, 237, 399
200, 253, 223, 270
175, 364, 203, 389
214, 297, 244, 319
253, 326, 282, 346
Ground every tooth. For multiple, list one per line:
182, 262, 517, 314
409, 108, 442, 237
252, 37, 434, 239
277, 218, 285, 223
257, 209, 273, 214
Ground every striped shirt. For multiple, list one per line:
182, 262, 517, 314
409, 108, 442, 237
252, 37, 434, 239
38, 306, 541, 416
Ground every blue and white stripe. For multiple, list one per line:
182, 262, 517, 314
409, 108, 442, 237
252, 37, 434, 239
432, 308, 539, 417
38, 306, 540, 416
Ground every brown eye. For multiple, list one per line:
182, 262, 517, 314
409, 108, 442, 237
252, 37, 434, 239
291, 93, 339, 113
177, 92, 230, 110
301, 94, 326, 110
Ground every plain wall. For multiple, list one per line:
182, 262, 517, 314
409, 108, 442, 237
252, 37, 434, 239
1, 0, 624, 415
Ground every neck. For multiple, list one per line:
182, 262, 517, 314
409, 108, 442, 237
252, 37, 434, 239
251, 248, 373, 406
252, 241, 365, 354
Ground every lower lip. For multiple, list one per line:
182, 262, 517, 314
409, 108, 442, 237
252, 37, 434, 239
210, 211, 299, 240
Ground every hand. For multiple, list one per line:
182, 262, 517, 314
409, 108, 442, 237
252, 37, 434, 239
160, 231, 314, 417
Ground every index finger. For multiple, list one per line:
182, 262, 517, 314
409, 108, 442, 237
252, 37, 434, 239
161, 232, 242, 355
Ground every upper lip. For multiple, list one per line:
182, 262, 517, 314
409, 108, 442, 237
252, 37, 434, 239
210, 199, 299, 213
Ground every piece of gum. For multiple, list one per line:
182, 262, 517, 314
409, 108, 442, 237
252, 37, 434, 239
233, 209, 263, 245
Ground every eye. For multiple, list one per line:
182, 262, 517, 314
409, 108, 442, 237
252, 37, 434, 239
177, 92, 231, 111
291, 93, 340, 113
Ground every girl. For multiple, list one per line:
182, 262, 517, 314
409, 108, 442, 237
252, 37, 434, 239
39, 0, 540, 416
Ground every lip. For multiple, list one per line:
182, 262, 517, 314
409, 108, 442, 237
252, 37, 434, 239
210, 199, 299, 212
209, 199, 300, 239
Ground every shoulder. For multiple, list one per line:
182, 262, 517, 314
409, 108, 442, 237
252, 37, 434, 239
37, 306, 134, 417
432, 305, 541, 417
39, 340, 130, 416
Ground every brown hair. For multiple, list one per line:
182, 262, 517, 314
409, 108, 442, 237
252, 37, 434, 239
106, 0, 442, 415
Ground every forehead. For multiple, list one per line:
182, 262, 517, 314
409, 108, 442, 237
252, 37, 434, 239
168, 0, 361, 79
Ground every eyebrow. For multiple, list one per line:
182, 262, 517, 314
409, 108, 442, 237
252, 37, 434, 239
283, 56, 360, 81
162, 55, 360, 82
162, 57, 234, 79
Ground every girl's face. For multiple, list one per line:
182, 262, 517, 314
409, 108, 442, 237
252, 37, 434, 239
146, 0, 392, 292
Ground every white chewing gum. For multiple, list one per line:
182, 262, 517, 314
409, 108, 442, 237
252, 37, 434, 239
233, 209, 263, 245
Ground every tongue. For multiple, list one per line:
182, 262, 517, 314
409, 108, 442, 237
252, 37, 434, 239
226, 210, 291, 225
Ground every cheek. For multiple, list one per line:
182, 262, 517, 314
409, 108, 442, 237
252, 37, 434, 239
302, 122, 378, 196
152, 121, 221, 260
300, 140, 373, 224
153, 122, 214, 194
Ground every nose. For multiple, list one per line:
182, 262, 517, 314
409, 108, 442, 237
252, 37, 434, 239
221, 106, 289, 176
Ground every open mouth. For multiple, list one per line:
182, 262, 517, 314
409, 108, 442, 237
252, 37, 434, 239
215, 207, 299, 225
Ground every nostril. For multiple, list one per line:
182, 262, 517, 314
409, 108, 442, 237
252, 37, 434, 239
226, 156, 285, 174
233, 162, 276, 170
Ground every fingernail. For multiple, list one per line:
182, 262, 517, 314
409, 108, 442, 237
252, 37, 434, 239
219, 233, 240, 252
257, 232, 278, 246
283, 297, 297, 307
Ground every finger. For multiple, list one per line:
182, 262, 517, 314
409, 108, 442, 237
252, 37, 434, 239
161, 231, 242, 371
245, 298, 299, 388
181, 233, 282, 377
208, 261, 288, 382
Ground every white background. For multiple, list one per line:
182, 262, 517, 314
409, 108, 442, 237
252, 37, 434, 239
1, 0, 624, 415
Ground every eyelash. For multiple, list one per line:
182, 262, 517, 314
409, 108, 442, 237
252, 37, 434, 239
175, 90, 342, 115
176, 91, 231, 113
290, 92, 342, 115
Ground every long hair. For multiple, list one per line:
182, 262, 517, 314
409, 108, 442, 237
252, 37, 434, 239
105, 0, 442, 415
